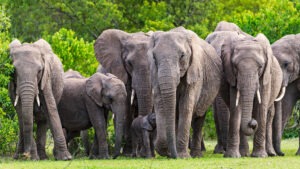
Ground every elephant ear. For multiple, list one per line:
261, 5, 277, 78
33, 39, 53, 90
94, 29, 130, 83
142, 116, 153, 131
86, 73, 103, 107
221, 36, 236, 87
255, 33, 273, 86
185, 30, 202, 84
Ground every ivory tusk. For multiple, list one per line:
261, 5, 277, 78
275, 87, 286, 102
36, 95, 40, 107
257, 90, 261, 104
14, 95, 19, 107
235, 90, 240, 107
130, 89, 135, 105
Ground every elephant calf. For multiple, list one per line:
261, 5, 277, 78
131, 113, 156, 158
57, 72, 127, 159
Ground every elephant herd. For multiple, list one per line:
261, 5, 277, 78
8, 21, 300, 160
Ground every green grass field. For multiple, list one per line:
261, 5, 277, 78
1, 139, 300, 169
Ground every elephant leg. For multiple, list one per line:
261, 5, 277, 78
150, 134, 155, 157
251, 100, 268, 157
30, 137, 39, 160
43, 84, 71, 160
273, 101, 284, 156
89, 135, 99, 159
142, 131, 152, 158
36, 120, 48, 160
213, 99, 223, 154
213, 95, 229, 154
131, 133, 138, 157
224, 87, 241, 158
80, 130, 90, 156
88, 106, 109, 159
266, 105, 276, 156
190, 115, 205, 157
239, 132, 249, 157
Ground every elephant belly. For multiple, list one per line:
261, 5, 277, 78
59, 106, 91, 131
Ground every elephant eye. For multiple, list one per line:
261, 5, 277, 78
180, 53, 185, 60
283, 61, 289, 69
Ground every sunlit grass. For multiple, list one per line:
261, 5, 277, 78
1, 139, 300, 169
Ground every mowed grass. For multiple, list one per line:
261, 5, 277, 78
1, 139, 300, 169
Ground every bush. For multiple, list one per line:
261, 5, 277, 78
45, 28, 98, 77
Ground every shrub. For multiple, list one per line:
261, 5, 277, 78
45, 28, 98, 77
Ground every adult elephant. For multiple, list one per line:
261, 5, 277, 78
211, 21, 252, 155
272, 33, 300, 156
57, 72, 127, 159
94, 29, 153, 155
148, 27, 223, 158
8, 39, 72, 160
206, 31, 284, 157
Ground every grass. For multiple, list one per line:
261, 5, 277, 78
1, 139, 300, 169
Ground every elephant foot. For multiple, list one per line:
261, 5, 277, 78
89, 154, 109, 159
266, 146, 277, 157
224, 150, 241, 158
239, 149, 250, 157
274, 148, 284, 156
38, 150, 48, 160
53, 149, 72, 160
251, 150, 268, 158
155, 146, 169, 157
190, 149, 203, 158
177, 151, 191, 158
19, 152, 39, 160
213, 144, 225, 154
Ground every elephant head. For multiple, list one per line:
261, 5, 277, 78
86, 72, 127, 158
63, 69, 84, 79
9, 39, 56, 156
221, 33, 278, 135
214, 21, 250, 37
272, 34, 300, 87
94, 29, 152, 116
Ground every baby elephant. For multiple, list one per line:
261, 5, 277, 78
58, 72, 127, 159
131, 113, 156, 158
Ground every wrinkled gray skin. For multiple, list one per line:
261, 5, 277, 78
149, 27, 223, 158
131, 113, 156, 158
214, 21, 250, 36
94, 29, 153, 155
211, 21, 252, 155
272, 33, 300, 156
62, 70, 90, 156
8, 39, 72, 160
57, 72, 127, 159
206, 31, 283, 157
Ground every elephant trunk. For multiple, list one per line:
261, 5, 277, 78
157, 67, 178, 158
112, 102, 126, 159
238, 73, 258, 136
133, 69, 153, 116
19, 82, 36, 156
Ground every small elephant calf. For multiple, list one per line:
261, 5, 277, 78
131, 113, 156, 158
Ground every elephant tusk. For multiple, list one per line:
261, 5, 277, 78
130, 89, 135, 105
257, 90, 261, 104
36, 95, 40, 107
235, 90, 240, 107
14, 95, 19, 107
275, 87, 286, 102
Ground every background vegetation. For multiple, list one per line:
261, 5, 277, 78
0, 0, 299, 156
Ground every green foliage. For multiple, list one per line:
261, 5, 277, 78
45, 28, 98, 77
0, 5, 18, 155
